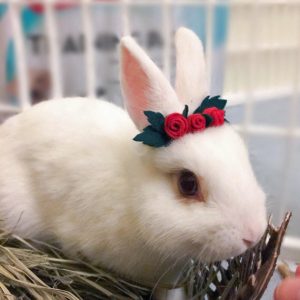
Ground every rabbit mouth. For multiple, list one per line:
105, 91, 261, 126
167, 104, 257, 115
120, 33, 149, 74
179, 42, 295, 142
187, 240, 247, 263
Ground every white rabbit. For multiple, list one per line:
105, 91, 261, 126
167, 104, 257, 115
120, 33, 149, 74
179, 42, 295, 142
0, 28, 267, 284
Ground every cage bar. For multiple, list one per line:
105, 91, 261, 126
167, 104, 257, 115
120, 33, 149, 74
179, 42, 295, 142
44, 0, 63, 98
9, 0, 31, 109
122, 0, 131, 35
278, 9, 300, 222
81, 0, 96, 98
240, 1, 259, 141
205, 0, 214, 90
162, 0, 172, 80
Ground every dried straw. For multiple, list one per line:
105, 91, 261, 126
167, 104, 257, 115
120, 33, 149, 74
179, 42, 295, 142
0, 213, 291, 300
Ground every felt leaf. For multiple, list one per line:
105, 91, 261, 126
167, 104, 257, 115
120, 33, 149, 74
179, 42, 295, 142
182, 105, 189, 118
210, 97, 227, 110
133, 126, 170, 147
194, 95, 227, 113
144, 111, 165, 132
202, 114, 212, 127
194, 95, 210, 113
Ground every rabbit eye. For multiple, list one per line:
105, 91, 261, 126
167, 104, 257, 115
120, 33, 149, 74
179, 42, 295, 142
177, 170, 199, 197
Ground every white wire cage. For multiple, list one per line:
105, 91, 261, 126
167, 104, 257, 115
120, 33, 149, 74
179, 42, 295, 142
0, 0, 299, 261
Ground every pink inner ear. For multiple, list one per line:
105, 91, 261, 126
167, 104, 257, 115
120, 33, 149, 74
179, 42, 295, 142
122, 46, 150, 129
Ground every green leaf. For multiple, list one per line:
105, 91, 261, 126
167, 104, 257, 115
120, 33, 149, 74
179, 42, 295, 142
203, 114, 213, 127
210, 98, 227, 110
194, 96, 210, 113
133, 126, 170, 147
144, 111, 165, 132
194, 95, 227, 113
182, 105, 189, 118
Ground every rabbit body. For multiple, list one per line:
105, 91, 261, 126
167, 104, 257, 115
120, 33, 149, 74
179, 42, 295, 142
0, 98, 175, 282
0, 28, 267, 284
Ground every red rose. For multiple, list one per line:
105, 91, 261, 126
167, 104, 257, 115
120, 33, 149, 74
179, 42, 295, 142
188, 114, 206, 133
164, 113, 189, 139
203, 107, 225, 126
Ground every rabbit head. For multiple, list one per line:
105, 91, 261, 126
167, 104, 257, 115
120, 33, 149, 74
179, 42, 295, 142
120, 28, 267, 263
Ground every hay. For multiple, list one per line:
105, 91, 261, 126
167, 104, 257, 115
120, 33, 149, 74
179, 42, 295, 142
0, 213, 291, 300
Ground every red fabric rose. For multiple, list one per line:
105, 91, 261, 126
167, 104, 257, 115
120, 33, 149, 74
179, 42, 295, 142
188, 114, 206, 133
203, 107, 225, 126
164, 113, 189, 139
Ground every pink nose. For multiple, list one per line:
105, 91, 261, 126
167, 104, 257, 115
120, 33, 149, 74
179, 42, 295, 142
243, 239, 255, 248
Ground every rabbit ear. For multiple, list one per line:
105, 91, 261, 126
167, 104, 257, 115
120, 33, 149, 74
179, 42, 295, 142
175, 27, 209, 111
120, 36, 181, 131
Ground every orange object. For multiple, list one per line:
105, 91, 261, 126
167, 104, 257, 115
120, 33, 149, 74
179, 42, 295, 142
274, 277, 300, 300
296, 265, 300, 278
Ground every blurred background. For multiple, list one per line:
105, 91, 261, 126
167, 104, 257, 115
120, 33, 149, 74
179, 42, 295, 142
0, 0, 299, 265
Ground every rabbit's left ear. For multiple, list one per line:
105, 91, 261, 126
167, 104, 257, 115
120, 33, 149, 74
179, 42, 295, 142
175, 27, 209, 111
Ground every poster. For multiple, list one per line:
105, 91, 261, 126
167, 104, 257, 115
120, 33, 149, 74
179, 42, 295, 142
0, 3, 228, 121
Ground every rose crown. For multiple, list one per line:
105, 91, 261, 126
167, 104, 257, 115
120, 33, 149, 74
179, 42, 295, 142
133, 95, 228, 148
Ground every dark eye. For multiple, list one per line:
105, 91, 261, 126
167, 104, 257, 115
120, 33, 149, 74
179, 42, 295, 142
177, 170, 199, 197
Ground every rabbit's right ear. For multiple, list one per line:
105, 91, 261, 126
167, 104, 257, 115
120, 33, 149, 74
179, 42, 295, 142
120, 37, 181, 131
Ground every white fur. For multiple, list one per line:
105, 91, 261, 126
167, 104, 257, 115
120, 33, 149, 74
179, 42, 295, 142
0, 29, 267, 285
175, 27, 208, 111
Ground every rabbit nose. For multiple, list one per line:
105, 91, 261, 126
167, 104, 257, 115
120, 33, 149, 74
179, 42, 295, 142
242, 239, 255, 248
